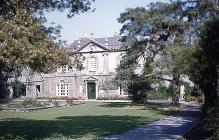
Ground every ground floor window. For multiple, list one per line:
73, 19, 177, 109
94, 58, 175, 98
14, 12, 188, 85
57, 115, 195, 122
57, 80, 69, 96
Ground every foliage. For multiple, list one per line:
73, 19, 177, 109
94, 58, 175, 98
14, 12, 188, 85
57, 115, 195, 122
116, 0, 219, 105
208, 107, 219, 139
48, 98, 53, 104
181, 82, 193, 97
183, 83, 204, 103
0, 0, 94, 19
11, 80, 26, 98
0, 0, 94, 74
127, 75, 151, 103
147, 84, 171, 100
53, 99, 60, 107
180, 18, 219, 107
0, 7, 69, 73
162, 1, 219, 107
22, 98, 43, 108
0, 0, 93, 99
116, 4, 186, 104
185, 95, 203, 103
99, 80, 118, 91
66, 97, 76, 106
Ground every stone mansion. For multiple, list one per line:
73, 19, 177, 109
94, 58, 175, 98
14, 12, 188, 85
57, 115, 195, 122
23, 35, 126, 99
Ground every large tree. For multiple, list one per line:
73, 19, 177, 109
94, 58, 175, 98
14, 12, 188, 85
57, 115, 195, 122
180, 18, 219, 108
0, 0, 94, 98
0, 0, 94, 18
116, 0, 219, 105
0, 0, 94, 74
116, 5, 187, 104
164, 0, 219, 107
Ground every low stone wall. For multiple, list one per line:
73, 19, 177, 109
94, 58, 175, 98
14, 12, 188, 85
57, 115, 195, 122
0, 101, 83, 112
0, 106, 54, 112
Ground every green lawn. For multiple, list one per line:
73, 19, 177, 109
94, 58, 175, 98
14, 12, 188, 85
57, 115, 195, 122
0, 102, 174, 140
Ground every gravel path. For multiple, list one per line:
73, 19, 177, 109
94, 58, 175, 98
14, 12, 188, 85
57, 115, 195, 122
103, 103, 201, 140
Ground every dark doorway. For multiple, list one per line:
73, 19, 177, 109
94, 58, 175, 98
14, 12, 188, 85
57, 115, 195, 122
87, 82, 96, 99
36, 85, 40, 96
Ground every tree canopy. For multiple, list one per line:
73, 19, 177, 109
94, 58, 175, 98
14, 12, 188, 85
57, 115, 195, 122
116, 0, 219, 105
0, 0, 94, 18
0, 0, 94, 74
181, 18, 219, 107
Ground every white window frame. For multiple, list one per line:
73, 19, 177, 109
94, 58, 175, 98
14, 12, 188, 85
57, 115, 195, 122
57, 65, 69, 73
88, 56, 97, 72
56, 80, 69, 96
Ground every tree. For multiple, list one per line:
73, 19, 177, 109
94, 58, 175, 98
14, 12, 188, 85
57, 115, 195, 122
116, 5, 187, 104
0, 7, 68, 73
0, 0, 94, 74
0, 0, 94, 98
116, 0, 219, 105
180, 18, 219, 108
0, 0, 94, 19
164, 0, 219, 107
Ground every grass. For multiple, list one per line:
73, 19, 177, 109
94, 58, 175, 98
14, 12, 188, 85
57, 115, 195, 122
0, 102, 176, 140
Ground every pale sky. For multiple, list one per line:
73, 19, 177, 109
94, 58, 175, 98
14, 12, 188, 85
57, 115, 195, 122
45, 0, 168, 44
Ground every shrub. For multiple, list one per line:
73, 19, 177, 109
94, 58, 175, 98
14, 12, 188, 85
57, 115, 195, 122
11, 80, 26, 98
186, 95, 197, 102
182, 83, 203, 101
147, 85, 171, 100
100, 80, 118, 91
128, 77, 151, 103
22, 98, 43, 108
48, 98, 53, 104
53, 100, 60, 107
185, 95, 203, 103
66, 97, 75, 106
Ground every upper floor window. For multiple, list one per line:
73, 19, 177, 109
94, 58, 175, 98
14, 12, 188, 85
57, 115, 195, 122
62, 66, 67, 72
57, 80, 68, 96
57, 65, 70, 73
88, 56, 97, 72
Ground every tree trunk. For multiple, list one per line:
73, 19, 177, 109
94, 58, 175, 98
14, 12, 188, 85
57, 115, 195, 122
203, 66, 218, 108
204, 85, 217, 108
171, 75, 180, 105
216, 65, 219, 107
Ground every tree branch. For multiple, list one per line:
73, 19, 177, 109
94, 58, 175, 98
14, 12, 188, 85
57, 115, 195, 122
144, 73, 173, 83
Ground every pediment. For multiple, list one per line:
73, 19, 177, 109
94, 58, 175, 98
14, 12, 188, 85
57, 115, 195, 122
84, 76, 98, 81
78, 40, 109, 53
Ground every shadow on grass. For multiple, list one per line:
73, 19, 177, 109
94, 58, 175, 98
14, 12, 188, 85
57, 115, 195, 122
98, 102, 131, 108
0, 115, 150, 139
98, 101, 171, 108
99, 102, 201, 117
98, 102, 177, 116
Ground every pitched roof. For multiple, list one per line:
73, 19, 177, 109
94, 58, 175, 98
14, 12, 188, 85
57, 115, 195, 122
69, 36, 122, 52
76, 39, 110, 52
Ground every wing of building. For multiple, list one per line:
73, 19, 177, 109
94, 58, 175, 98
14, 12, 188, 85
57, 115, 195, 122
23, 36, 126, 99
